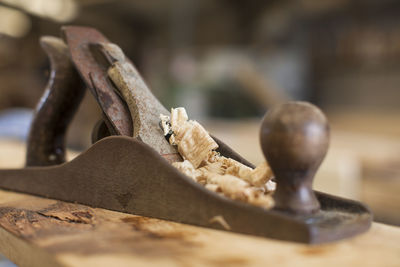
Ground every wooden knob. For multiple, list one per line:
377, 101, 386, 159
260, 101, 329, 214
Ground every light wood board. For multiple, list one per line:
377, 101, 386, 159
0, 139, 399, 267
0, 189, 398, 266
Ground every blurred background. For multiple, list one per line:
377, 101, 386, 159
0, 1, 399, 261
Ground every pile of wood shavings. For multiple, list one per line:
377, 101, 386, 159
160, 107, 275, 209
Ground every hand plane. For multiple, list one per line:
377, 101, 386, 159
0, 26, 372, 244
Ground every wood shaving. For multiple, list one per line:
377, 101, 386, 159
172, 160, 201, 182
170, 107, 189, 133
204, 184, 220, 192
209, 215, 231, 230
161, 107, 275, 209
173, 120, 218, 168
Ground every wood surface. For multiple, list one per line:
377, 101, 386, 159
0, 190, 398, 267
0, 139, 399, 266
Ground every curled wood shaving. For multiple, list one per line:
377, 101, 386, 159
170, 107, 188, 133
172, 160, 201, 182
173, 120, 218, 168
209, 215, 231, 230
162, 108, 275, 209
204, 183, 220, 192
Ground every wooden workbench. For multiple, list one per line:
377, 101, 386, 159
0, 139, 399, 267
0, 190, 398, 267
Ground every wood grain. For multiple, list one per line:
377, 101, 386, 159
0, 188, 398, 266
0, 139, 399, 266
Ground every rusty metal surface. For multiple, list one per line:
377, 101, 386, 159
61, 26, 132, 136
26, 37, 85, 167
102, 43, 178, 155
6, 27, 373, 244
0, 136, 371, 243
62, 26, 178, 157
